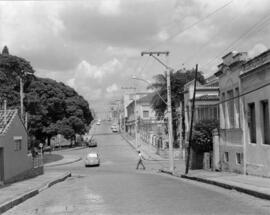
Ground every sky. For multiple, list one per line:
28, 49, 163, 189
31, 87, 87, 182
1, 0, 270, 118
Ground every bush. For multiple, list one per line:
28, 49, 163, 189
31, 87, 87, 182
191, 120, 219, 153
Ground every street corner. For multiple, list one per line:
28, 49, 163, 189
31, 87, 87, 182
44, 156, 82, 167
39, 171, 72, 192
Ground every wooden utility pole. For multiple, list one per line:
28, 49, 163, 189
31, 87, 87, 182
185, 64, 198, 174
141, 51, 174, 172
20, 77, 24, 120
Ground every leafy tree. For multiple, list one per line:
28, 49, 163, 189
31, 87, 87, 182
191, 119, 219, 153
148, 69, 205, 146
0, 47, 93, 147
2, 46, 9, 55
24, 77, 93, 145
0, 48, 35, 108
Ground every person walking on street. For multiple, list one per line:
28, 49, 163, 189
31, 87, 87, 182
136, 150, 145, 170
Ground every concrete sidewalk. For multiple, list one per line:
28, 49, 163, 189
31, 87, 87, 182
0, 151, 82, 213
160, 160, 270, 201
0, 171, 71, 214
121, 132, 270, 201
121, 133, 168, 161
180, 170, 270, 200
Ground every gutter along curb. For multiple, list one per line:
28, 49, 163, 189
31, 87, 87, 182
0, 172, 71, 214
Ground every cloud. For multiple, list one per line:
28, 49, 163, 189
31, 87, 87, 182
0, 2, 79, 71
2, 0, 270, 113
60, 0, 174, 47
98, 0, 121, 16
106, 83, 118, 93
67, 78, 75, 88
105, 46, 139, 57
248, 43, 268, 58
72, 58, 121, 81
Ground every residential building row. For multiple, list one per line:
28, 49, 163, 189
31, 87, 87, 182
121, 49, 270, 178
215, 50, 270, 177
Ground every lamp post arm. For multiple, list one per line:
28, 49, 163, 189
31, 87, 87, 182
132, 77, 168, 106
151, 55, 172, 70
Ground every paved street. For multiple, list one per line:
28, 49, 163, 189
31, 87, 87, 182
4, 122, 270, 215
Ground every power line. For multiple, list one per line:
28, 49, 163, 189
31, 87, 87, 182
216, 81, 270, 106
201, 13, 270, 70
149, 0, 234, 50
180, 8, 247, 68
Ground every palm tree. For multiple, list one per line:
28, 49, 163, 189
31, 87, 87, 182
148, 69, 206, 146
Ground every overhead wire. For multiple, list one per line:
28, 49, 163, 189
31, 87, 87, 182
179, 8, 246, 69
200, 13, 270, 71
148, 0, 234, 51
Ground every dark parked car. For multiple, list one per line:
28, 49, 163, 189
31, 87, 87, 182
87, 139, 97, 147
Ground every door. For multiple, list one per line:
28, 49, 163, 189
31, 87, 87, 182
0, 148, 4, 182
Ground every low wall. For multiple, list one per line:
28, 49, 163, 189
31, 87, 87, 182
4, 166, 44, 184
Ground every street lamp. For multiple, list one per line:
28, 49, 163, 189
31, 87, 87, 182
19, 71, 33, 125
132, 75, 168, 105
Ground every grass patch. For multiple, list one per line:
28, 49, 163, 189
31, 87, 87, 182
43, 153, 64, 164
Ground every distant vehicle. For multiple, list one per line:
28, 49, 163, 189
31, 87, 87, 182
43, 145, 52, 153
112, 127, 118, 133
96, 121, 101, 125
85, 152, 100, 167
87, 139, 97, 147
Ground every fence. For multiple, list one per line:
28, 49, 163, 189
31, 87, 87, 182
33, 154, 43, 168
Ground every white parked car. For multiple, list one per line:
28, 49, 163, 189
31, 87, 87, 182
85, 152, 100, 167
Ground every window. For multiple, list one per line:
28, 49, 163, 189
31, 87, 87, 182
197, 106, 218, 122
236, 153, 241, 165
235, 88, 240, 128
186, 106, 190, 122
14, 139, 22, 151
248, 103, 256, 143
261, 100, 270, 145
143, 110, 149, 118
224, 152, 229, 162
227, 90, 235, 128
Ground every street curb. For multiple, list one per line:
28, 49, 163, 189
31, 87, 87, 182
0, 172, 71, 214
180, 174, 270, 201
159, 169, 174, 175
44, 157, 82, 167
39, 171, 72, 192
53, 146, 87, 153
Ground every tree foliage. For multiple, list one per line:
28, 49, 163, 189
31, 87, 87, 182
2, 46, 9, 55
148, 69, 206, 145
191, 120, 219, 153
148, 69, 205, 117
24, 77, 93, 144
0, 47, 35, 108
0, 47, 93, 146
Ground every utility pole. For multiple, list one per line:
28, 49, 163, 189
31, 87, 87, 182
141, 51, 174, 173
20, 77, 24, 120
185, 64, 198, 174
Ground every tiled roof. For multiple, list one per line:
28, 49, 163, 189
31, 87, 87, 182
0, 109, 17, 135
136, 93, 155, 104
